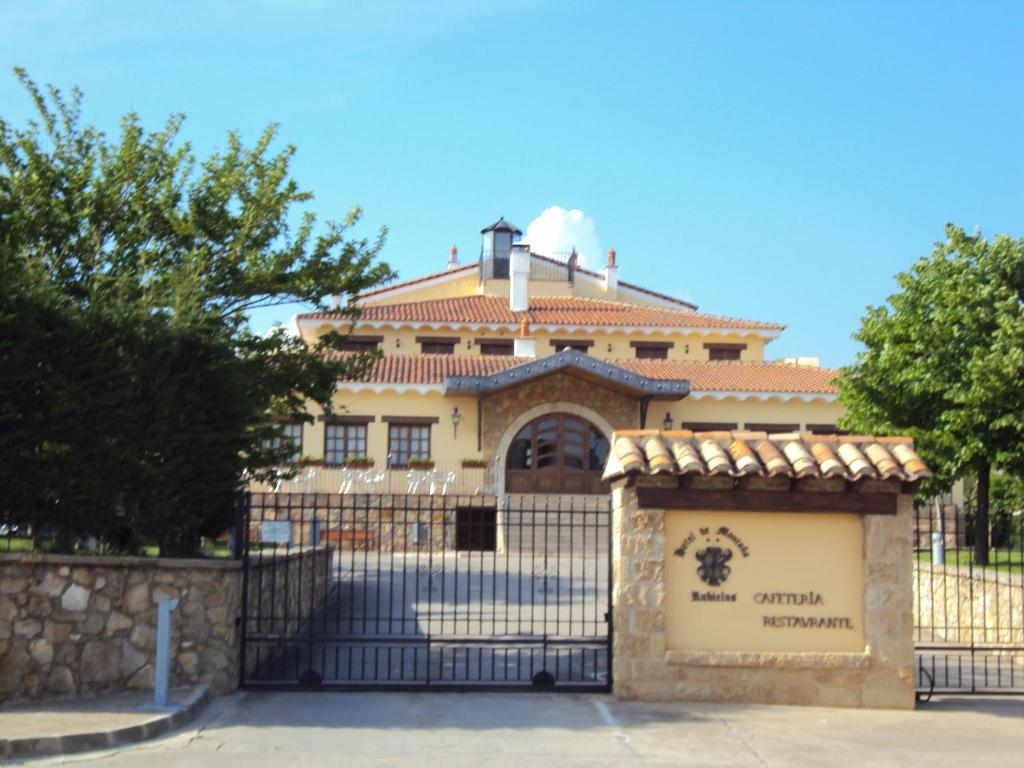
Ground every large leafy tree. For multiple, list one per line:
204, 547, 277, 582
838, 224, 1024, 564
0, 71, 395, 554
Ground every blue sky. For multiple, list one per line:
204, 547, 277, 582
4, 0, 1021, 368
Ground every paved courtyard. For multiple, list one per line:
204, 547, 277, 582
12, 691, 1024, 767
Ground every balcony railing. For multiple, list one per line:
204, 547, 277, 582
478, 250, 578, 283
248, 460, 497, 496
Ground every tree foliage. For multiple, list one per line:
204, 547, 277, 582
0, 71, 395, 555
838, 224, 1024, 561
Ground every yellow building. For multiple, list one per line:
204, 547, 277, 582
282, 217, 842, 496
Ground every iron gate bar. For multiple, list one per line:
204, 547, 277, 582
913, 500, 1024, 697
239, 491, 612, 692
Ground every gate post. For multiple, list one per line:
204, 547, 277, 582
237, 491, 252, 688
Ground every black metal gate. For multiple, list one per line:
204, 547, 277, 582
239, 492, 612, 691
914, 502, 1024, 698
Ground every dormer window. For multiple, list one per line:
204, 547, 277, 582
631, 341, 673, 360
417, 335, 458, 355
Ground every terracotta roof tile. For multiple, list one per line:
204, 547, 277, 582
603, 430, 932, 483
302, 295, 783, 331
617, 359, 837, 393
337, 354, 837, 394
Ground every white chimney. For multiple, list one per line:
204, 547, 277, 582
513, 319, 536, 357
447, 244, 459, 271
510, 242, 531, 312
604, 248, 618, 294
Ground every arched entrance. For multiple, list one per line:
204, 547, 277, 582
505, 412, 610, 494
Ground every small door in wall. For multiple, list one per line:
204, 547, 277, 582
456, 506, 497, 551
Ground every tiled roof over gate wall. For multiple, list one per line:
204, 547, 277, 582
603, 430, 931, 483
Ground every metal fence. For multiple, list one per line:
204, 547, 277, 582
240, 492, 612, 691
913, 502, 1024, 697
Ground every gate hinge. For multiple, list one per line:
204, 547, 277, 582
604, 609, 611, 623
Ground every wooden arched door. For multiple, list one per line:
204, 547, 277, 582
505, 413, 610, 494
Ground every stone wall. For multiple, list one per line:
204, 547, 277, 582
611, 484, 916, 709
480, 372, 639, 460
0, 548, 327, 703
914, 563, 1024, 645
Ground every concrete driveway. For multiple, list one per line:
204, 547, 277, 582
15, 691, 1024, 767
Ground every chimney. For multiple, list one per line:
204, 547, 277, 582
447, 244, 459, 271
604, 248, 618, 294
510, 242, 530, 312
513, 318, 536, 357
329, 294, 341, 309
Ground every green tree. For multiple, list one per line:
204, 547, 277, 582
0, 71, 395, 555
838, 224, 1024, 564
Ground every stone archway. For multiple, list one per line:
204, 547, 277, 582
493, 401, 615, 499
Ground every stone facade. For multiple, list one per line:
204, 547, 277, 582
0, 548, 328, 703
611, 484, 916, 709
480, 372, 639, 460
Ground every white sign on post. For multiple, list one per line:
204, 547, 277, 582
261, 521, 293, 545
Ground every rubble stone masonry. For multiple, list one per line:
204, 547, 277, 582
0, 547, 328, 703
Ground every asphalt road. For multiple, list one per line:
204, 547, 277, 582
14, 691, 1024, 767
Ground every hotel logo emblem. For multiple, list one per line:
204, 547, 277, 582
695, 546, 732, 586
675, 526, 751, 589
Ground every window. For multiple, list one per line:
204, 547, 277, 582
265, 422, 302, 463
477, 340, 514, 356
630, 341, 673, 360
680, 421, 737, 431
340, 335, 383, 353
807, 424, 849, 435
417, 336, 458, 355
705, 343, 746, 361
321, 415, 375, 463
551, 339, 592, 354
745, 423, 799, 433
634, 345, 668, 360
388, 423, 432, 467
325, 423, 368, 465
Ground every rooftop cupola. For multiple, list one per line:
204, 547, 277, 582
480, 216, 522, 280
447, 244, 459, 270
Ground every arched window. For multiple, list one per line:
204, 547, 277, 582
506, 414, 610, 494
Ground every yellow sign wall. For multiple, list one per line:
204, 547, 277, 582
664, 510, 866, 653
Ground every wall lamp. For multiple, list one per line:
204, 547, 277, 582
452, 406, 462, 438
663, 412, 674, 431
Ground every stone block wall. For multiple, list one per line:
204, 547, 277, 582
0, 547, 328, 703
611, 485, 916, 709
914, 563, 1024, 645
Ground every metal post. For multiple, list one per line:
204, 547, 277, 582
931, 531, 945, 566
146, 596, 180, 710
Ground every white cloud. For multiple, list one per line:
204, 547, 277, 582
523, 206, 602, 266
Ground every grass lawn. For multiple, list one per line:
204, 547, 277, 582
2, 536, 233, 559
915, 548, 1024, 574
